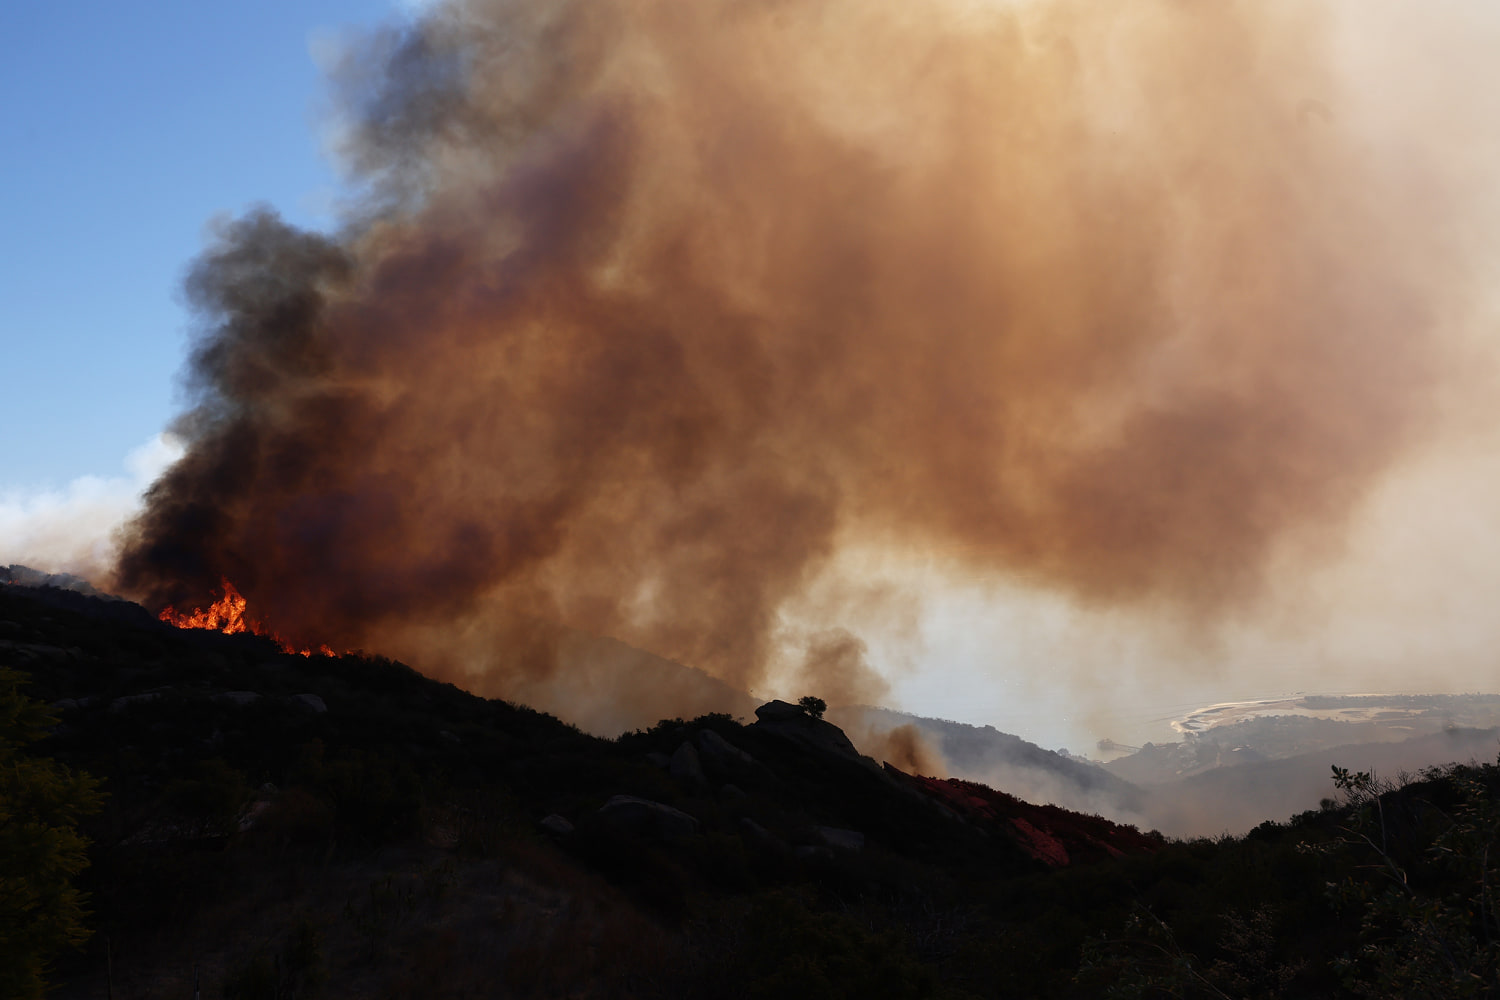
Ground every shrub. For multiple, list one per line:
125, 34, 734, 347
0, 667, 103, 999
222, 920, 326, 999
798, 697, 827, 720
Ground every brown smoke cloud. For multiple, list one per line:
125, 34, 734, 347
113, 0, 1469, 725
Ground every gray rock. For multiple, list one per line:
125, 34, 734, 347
238, 799, 273, 832
739, 817, 771, 838
738, 817, 786, 851
215, 691, 262, 707
754, 699, 808, 723
670, 741, 707, 787
696, 729, 757, 767
0, 640, 70, 663
291, 693, 327, 714
595, 795, 700, 843
719, 783, 748, 803
109, 692, 163, 713
539, 814, 575, 838
794, 845, 835, 862
815, 826, 866, 852
50, 699, 80, 712
694, 729, 768, 785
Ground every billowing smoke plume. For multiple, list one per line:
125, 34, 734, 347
857, 723, 949, 779
114, 0, 1466, 721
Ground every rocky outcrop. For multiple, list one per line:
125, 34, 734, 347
751, 700, 877, 772
754, 700, 808, 723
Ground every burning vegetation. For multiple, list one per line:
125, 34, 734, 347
158, 578, 334, 657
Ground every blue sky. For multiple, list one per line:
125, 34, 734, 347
2, 1, 414, 491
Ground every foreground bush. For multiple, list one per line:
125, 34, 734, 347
0, 667, 102, 999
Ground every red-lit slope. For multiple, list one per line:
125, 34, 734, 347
888, 766, 1163, 867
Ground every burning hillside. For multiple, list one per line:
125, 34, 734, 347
111, 0, 1470, 711
157, 578, 335, 657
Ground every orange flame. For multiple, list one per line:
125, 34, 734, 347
158, 578, 334, 657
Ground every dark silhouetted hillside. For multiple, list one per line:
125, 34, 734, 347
8, 579, 1500, 998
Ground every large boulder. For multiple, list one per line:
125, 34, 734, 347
694, 728, 760, 781
291, 693, 328, 714
594, 795, 700, 844
738, 817, 788, 854
754, 700, 808, 723
539, 814, 575, 838
815, 826, 866, 852
0, 639, 75, 664
696, 728, 756, 765
110, 692, 164, 713
670, 741, 707, 788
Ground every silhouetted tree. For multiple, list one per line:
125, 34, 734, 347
798, 696, 827, 720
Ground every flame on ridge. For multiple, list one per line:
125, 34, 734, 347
158, 578, 334, 657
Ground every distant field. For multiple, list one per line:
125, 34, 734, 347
1172, 693, 1500, 738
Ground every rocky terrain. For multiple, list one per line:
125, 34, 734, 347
9, 578, 1500, 997
1, 580, 1162, 998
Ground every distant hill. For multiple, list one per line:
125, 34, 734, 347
1114, 726, 1500, 837
1, 563, 117, 598
835, 706, 1146, 824
1093, 693, 1500, 836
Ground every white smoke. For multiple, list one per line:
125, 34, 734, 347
0, 434, 184, 581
